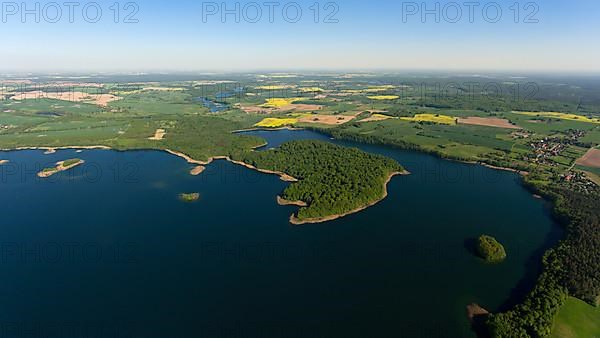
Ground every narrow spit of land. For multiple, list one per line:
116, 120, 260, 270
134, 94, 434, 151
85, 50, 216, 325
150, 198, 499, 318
37, 159, 85, 178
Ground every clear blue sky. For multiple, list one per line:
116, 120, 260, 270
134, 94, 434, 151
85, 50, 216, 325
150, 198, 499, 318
1, 0, 599, 72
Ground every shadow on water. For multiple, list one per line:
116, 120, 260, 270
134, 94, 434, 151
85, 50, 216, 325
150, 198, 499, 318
464, 238, 479, 257
496, 202, 565, 313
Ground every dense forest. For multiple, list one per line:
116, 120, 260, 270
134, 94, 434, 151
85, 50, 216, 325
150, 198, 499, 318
484, 183, 600, 337
231, 140, 403, 221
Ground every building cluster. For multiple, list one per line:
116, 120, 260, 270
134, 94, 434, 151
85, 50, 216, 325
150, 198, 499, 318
525, 129, 585, 166
560, 171, 600, 195
527, 139, 568, 165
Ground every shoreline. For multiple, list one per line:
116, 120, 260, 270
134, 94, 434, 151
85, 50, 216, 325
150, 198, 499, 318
2, 145, 112, 152
466, 303, 490, 322
314, 129, 532, 177
477, 162, 529, 176
289, 170, 409, 225
190, 166, 206, 176
0, 144, 296, 183
164, 149, 299, 182
37, 159, 85, 178
165, 147, 411, 225
277, 196, 308, 207
458, 159, 529, 176
0, 145, 111, 157
0, 141, 529, 225
232, 126, 305, 133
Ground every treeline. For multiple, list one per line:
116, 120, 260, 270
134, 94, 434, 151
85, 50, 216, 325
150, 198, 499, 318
413, 96, 580, 114
231, 140, 403, 221
319, 126, 472, 160
484, 182, 600, 337
319, 126, 529, 171
549, 186, 600, 304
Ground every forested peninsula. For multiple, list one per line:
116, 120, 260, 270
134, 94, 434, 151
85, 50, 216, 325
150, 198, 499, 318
232, 140, 407, 224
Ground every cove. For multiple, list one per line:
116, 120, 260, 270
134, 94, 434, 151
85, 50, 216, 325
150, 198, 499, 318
0, 130, 561, 338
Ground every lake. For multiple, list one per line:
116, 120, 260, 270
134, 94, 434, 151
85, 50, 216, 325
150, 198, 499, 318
0, 130, 561, 337
194, 97, 229, 113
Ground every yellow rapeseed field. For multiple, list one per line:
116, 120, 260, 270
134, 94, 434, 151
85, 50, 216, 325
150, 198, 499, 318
254, 118, 298, 128
299, 87, 324, 93
400, 114, 457, 125
260, 98, 302, 108
368, 95, 400, 100
364, 85, 396, 93
513, 111, 600, 124
343, 86, 396, 94
255, 85, 294, 90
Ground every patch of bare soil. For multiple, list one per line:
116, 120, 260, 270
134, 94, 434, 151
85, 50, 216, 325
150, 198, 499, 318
458, 117, 521, 129
297, 114, 358, 125
576, 148, 600, 168
11, 91, 120, 107
148, 129, 166, 141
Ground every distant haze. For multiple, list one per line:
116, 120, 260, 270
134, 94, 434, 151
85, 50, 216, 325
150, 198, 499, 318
2, 0, 599, 72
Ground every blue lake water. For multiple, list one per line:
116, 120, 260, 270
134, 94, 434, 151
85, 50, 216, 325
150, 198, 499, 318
194, 97, 229, 113
0, 130, 561, 337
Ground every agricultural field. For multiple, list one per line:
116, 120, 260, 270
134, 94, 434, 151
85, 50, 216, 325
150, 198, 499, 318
551, 297, 600, 338
368, 95, 400, 100
260, 97, 302, 108
514, 111, 600, 124
400, 113, 457, 125
254, 117, 299, 128
3, 76, 600, 168
576, 148, 600, 168
457, 117, 522, 129
359, 113, 395, 123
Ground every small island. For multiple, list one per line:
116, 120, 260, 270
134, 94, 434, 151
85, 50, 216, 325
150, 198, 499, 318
37, 158, 84, 178
0, 160, 8, 165
190, 165, 206, 176
179, 193, 200, 202
476, 235, 507, 263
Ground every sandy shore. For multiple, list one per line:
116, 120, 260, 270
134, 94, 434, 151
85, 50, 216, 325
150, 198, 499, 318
227, 158, 298, 182
2, 145, 111, 153
190, 166, 206, 176
479, 162, 529, 176
289, 170, 409, 225
459, 160, 528, 176
0, 160, 9, 165
277, 196, 308, 207
17, 143, 404, 224
164, 149, 211, 165
164, 149, 298, 182
232, 126, 304, 133
466, 303, 489, 321
37, 159, 85, 178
